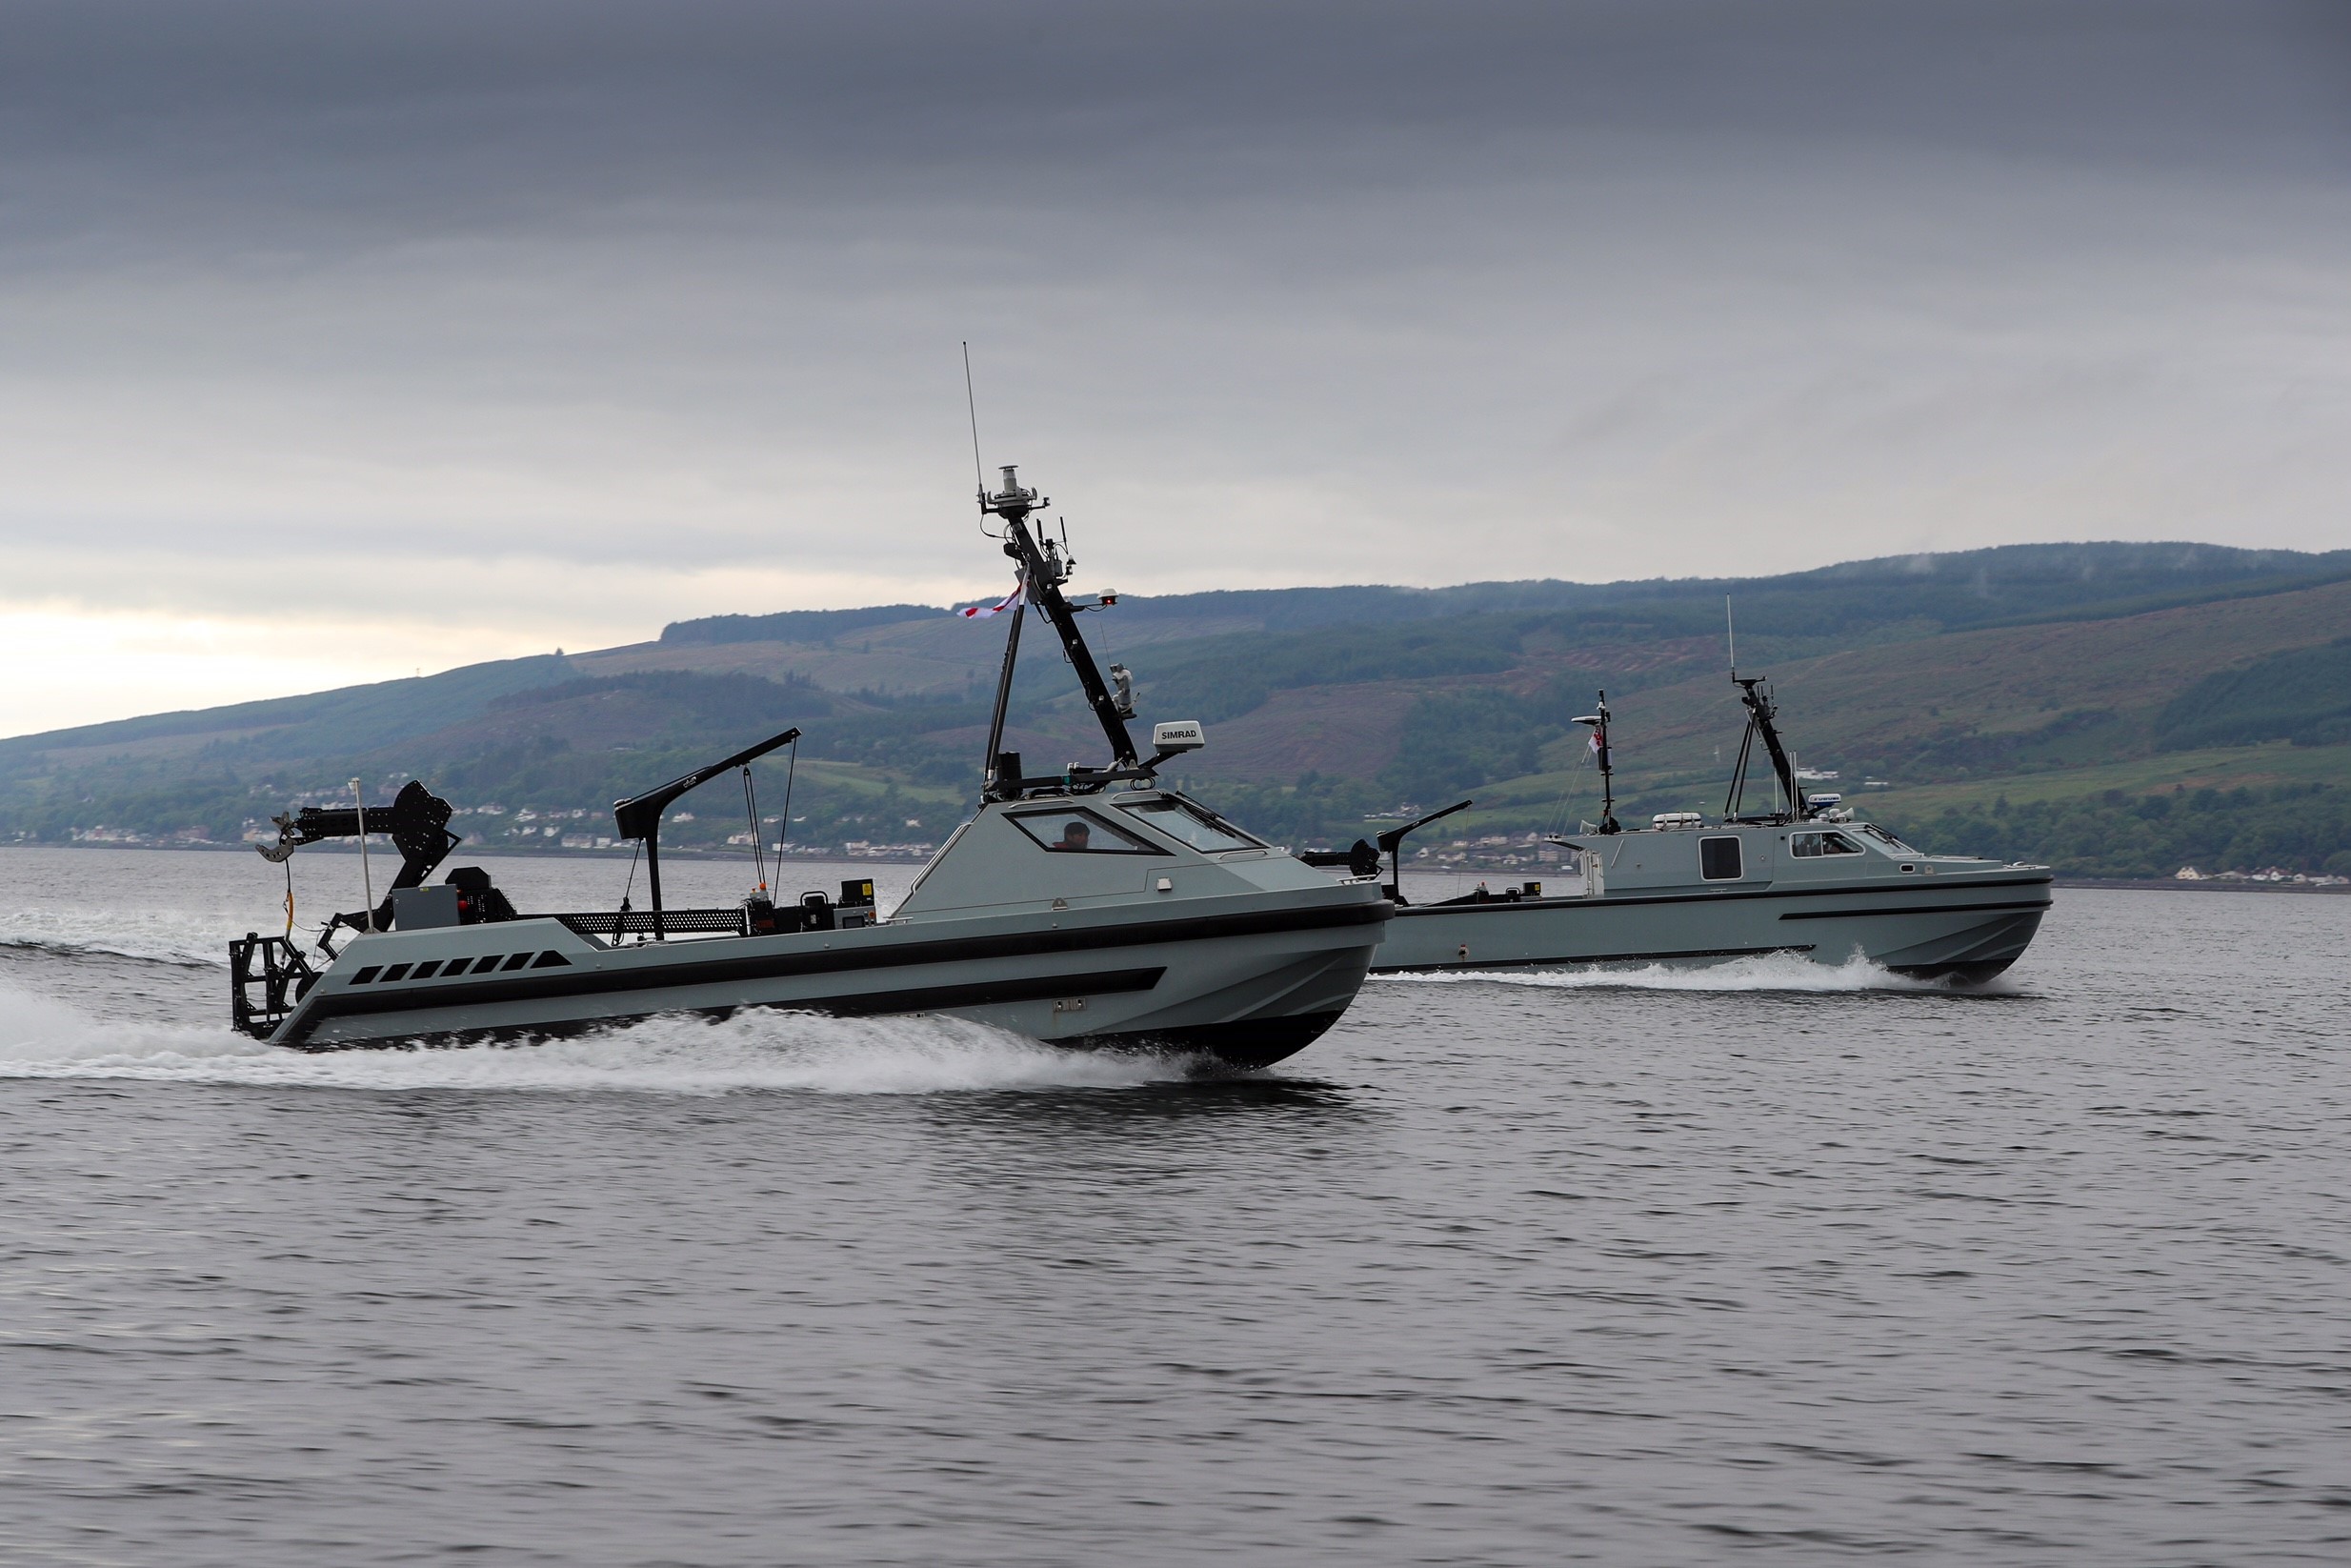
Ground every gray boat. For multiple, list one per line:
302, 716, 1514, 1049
228, 466, 1390, 1064
1309, 676, 2050, 982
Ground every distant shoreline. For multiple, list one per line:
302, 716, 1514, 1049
8, 842, 2344, 889
2051, 876, 2351, 895
0, 841, 939, 866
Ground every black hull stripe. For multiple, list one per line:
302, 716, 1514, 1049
1778, 900, 2051, 921
296, 967, 1168, 1051
1399, 874, 2053, 917
283, 899, 1388, 1046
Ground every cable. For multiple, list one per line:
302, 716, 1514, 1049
741, 764, 768, 895
618, 839, 641, 939
1541, 745, 1594, 839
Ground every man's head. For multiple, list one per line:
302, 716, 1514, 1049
1058, 819, 1092, 850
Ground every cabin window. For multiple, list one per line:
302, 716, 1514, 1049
1698, 835, 1744, 880
1791, 831, 1866, 858
1856, 823, 1919, 855
1121, 797, 1263, 854
1010, 809, 1162, 855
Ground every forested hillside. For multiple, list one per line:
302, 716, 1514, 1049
5, 541, 2349, 879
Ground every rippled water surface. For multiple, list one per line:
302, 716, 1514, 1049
4, 847, 2348, 1566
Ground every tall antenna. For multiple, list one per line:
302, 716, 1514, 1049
961, 341, 986, 498
1725, 594, 1738, 679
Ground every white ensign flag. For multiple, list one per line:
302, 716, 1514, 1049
955, 580, 1025, 620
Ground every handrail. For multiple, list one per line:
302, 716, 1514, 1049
556, 908, 749, 938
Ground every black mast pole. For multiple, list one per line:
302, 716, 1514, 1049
644, 834, 664, 942
976, 465, 1138, 774
1573, 696, 1622, 835
1732, 677, 1804, 821
1595, 691, 1619, 834
981, 598, 1026, 800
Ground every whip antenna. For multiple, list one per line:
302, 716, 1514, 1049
962, 342, 986, 498
1725, 595, 1738, 679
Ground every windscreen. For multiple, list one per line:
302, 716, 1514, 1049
1855, 824, 1919, 855
1007, 809, 1161, 854
1121, 797, 1263, 854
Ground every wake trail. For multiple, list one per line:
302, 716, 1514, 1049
0, 983, 1196, 1096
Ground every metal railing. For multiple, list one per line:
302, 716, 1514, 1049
553, 908, 750, 939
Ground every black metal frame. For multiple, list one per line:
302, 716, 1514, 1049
229, 933, 318, 1039
1724, 676, 1806, 823
610, 726, 801, 940
1356, 798, 1474, 906
974, 466, 1196, 803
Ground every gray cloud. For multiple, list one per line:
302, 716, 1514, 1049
1, 1, 2347, 713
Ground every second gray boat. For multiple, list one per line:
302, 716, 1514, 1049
1312, 675, 2050, 982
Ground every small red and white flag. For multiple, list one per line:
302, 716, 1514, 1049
955, 579, 1025, 620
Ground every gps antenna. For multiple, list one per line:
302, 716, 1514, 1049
962, 342, 986, 499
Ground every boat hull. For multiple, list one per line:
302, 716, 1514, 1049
268, 891, 1388, 1067
1373, 873, 2052, 982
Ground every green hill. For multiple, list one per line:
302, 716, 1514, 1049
5, 541, 2350, 878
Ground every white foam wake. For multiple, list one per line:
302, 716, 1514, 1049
0, 984, 1192, 1095
1379, 950, 1994, 994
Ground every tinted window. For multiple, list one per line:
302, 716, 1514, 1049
1008, 809, 1160, 854
1699, 835, 1744, 880
1792, 832, 1866, 858
1121, 798, 1262, 853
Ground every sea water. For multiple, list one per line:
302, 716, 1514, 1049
2, 847, 2347, 1566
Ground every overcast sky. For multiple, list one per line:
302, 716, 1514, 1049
5, 0, 2348, 735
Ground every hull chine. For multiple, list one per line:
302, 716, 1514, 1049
1084, 1010, 1346, 1070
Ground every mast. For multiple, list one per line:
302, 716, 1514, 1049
1725, 676, 1805, 821
1573, 693, 1621, 834
975, 465, 1139, 798
980, 597, 1027, 798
